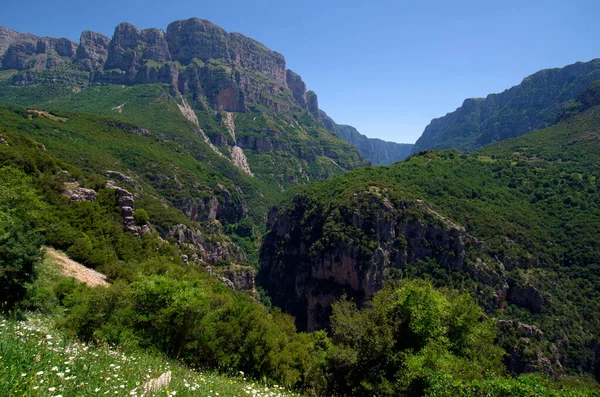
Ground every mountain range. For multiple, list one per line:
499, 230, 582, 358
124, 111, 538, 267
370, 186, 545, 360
1, 16, 600, 396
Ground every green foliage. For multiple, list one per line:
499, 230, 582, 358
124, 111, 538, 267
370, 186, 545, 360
327, 280, 504, 396
1, 314, 304, 397
268, 102, 600, 380
0, 167, 44, 311
62, 273, 328, 391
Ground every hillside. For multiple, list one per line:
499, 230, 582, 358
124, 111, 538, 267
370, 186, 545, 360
259, 98, 600, 380
0, 19, 383, 181
2, 16, 600, 397
413, 59, 600, 152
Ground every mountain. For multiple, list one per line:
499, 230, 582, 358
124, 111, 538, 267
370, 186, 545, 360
0, 18, 373, 248
258, 83, 600, 380
0, 19, 411, 172
2, 17, 600, 396
413, 59, 600, 152
318, 109, 414, 165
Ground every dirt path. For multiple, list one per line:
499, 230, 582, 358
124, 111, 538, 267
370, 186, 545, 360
45, 247, 109, 287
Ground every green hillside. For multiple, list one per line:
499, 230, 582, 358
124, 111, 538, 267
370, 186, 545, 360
259, 101, 600, 382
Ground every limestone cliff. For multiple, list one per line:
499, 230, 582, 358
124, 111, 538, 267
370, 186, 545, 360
258, 189, 503, 331
413, 58, 600, 152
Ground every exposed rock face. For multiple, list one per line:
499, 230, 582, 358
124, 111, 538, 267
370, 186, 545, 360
307, 90, 319, 115
107, 181, 144, 236
104, 170, 139, 189
507, 283, 548, 314
166, 19, 286, 84
175, 184, 248, 224
319, 110, 414, 165
258, 192, 499, 331
76, 31, 110, 71
1, 34, 78, 71
103, 23, 171, 84
166, 223, 245, 264
0, 133, 8, 145
413, 58, 600, 152
286, 69, 307, 109
0, 26, 37, 57
213, 264, 256, 293
63, 182, 97, 203
497, 320, 560, 376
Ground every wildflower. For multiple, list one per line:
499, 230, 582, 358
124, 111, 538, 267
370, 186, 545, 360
36, 370, 44, 375
57, 372, 65, 378
21, 373, 26, 377
48, 387, 56, 392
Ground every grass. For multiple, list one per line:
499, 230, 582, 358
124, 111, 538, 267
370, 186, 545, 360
0, 314, 303, 397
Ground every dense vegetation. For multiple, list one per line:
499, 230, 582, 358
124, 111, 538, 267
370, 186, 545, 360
2, 109, 597, 394
260, 98, 600, 383
2, 19, 600, 395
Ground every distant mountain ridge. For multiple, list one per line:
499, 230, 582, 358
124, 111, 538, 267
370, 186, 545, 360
413, 58, 600, 152
319, 109, 413, 165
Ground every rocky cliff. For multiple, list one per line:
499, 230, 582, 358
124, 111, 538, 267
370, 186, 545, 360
413, 59, 600, 152
0, 18, 300, 114
258, 189, 503, 332
0, 19, 413, 172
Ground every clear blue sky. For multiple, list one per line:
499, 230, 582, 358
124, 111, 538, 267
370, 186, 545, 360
1, 0, 599, 143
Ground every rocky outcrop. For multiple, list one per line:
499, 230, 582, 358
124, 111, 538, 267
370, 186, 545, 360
1, 35, 78, 71
307, 90, 319, 115
76, 31, 110, 71
63, 182, 97, 203
258, 192, 500, 331
175, 184, 248, 224
213, 264, 256, 293
507, 282, 549, 313
104, 170, 139, 189
0, 133, 8, 145
166, 223, 245, 264
166, 19, 286, 85
497, 320, 561, 377
103, 23, 171, 84
0, 26, 37, 58
286, 69, 307, 109
236, 135, 273, 153
106, 181, 146, 236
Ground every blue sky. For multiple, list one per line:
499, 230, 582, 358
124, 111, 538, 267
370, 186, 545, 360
1, 0, 599, 143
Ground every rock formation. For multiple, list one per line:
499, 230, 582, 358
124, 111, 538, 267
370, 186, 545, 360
63, 181, 97, 203
413, 58, 600, 152
258, 191, 502, 331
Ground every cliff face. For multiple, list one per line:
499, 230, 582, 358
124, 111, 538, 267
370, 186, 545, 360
258, 190, 502, 331
413, 59, 600, 152
319, 110, 414, 165
0, 19, 413, 169
0, 18, 299, 114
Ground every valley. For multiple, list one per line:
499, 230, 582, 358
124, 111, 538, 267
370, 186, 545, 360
1, 15, 600, 397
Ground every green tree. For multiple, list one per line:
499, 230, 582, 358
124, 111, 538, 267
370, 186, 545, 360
0, 167, 44, 311
328, 280, 505, 397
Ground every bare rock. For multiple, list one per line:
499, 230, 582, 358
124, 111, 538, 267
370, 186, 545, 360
63, 182, 97, 203
0, 133, 8, 145
214, 264, 256, 293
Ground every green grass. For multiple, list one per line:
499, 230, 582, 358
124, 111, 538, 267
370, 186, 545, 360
0, 314, 302, 397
